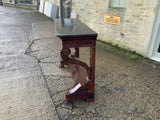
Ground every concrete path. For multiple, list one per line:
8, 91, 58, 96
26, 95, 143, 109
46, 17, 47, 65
0, 6, 58, 120
0, 6, 160, 120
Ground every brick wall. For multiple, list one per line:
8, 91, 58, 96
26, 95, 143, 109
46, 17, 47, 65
48, 0, 159, 56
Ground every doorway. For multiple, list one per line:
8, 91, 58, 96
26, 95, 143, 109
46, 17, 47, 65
147, 1, 160, 62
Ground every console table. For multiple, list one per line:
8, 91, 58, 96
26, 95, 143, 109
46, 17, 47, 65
54, 19, 97, 103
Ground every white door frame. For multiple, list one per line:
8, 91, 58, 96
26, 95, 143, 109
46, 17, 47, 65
147, 0, 160, 62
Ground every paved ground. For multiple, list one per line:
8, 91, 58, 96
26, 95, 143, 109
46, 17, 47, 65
0, 6, 160, 120
0, 6, 58, 120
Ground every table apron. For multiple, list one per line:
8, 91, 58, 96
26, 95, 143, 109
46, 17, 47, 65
62, 39, 96, 48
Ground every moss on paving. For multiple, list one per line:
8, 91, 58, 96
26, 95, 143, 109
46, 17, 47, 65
96, 40, 139, 60
96, 40, 160, 68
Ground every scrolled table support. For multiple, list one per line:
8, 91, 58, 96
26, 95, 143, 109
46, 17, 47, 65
60, 48, 71, 68
60, 48, 91, 78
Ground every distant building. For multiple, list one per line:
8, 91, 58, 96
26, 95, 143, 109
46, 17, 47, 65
3, 0, 38, 5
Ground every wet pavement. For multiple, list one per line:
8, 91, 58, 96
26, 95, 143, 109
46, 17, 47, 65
0, 6, 160, 120
0, 6, 58, 120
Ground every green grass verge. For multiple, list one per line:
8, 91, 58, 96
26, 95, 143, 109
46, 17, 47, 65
96, 40, 140, 61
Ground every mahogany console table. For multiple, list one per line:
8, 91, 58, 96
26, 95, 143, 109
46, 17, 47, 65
54, 19, 97, 103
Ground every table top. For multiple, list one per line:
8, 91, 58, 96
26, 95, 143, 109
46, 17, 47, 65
54, 19, 98, 38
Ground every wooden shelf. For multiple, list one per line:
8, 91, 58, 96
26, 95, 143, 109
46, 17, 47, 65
69, 64, 88, 86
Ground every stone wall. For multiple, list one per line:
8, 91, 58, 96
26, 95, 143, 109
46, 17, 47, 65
47, 0, 159, 56
3, 3, 37, 10
47, 0, 59, 5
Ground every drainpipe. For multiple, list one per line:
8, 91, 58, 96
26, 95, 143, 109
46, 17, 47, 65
36, 0, 39, 10
14, 0, 17, 6
60, 0, 71, 18
0, 0, 3, 5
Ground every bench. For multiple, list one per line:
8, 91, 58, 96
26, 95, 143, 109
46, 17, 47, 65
54, 19, 97, 103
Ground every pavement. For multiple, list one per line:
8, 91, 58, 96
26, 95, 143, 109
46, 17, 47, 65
0, 6, 160, 120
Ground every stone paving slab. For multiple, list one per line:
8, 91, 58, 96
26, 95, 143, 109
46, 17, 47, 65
0, 55, 59, 120
32, 21, 56, 40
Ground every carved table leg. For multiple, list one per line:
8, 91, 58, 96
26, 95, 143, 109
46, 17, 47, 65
71, 48, 79, 58
75, 48, 79, 58
60, 48, 71, 68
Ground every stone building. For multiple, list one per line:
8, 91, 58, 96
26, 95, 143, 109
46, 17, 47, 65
6, 0, 160, 62
2, 0, 38, 5
61, 0, 159, 62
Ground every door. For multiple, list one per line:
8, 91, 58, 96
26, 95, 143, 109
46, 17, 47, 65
153, 23, 160, 60
147, 0, 160, 62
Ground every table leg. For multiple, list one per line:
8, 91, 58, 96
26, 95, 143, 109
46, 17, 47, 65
71, 48, 79, 58
89, 46, 96, 92
75, 48, 79, 58
60, 48, 71, 68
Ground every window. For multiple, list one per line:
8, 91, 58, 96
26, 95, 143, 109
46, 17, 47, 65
109, 0, 126, 8
158, 44, 160, 53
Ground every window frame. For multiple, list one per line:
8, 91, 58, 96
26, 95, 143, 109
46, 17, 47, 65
109, 0, 126, 8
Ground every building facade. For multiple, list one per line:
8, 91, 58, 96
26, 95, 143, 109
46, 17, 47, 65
39, 0, 160, 62
2, 0, 38, 5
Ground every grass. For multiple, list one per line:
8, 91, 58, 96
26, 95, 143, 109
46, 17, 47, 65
129, 54, 138, 60
34, 57, 41, 63
28, 40, 35, 49
45, 46, 55, 52
96, 40, 139, 61
101, 85, 108, 89
96, 40, 160, 69
25, 40, 35, 54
